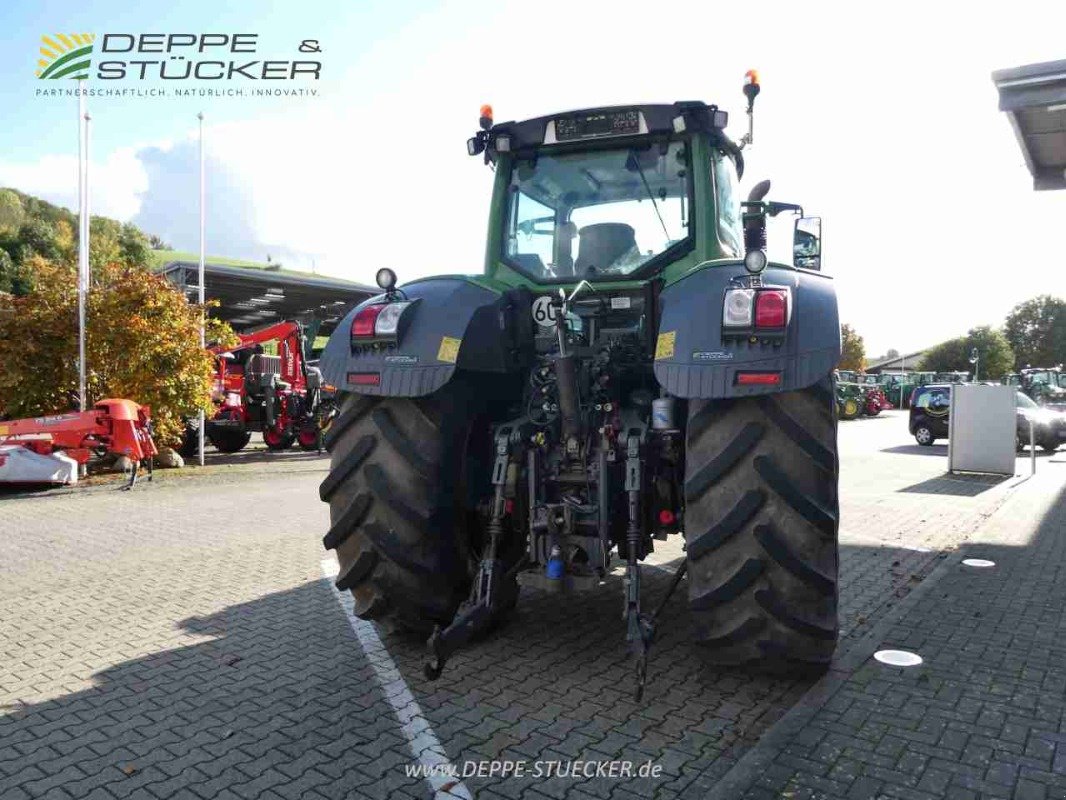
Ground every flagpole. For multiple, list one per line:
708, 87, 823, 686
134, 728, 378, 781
197, 112, 206, 466
77, 81, 88, 413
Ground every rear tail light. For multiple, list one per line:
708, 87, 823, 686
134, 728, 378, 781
351, 301, 415, 341
351, 305, 384, 337
754, 290, 788, 328
723, 287, 790, 331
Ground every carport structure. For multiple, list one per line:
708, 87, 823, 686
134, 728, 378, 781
159, 259, 374, 337
993, 59, 1066, 190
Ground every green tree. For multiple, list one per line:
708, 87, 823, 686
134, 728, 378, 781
920, 325, 1014, 380
118, 222, 151, 267
0, 249, 16, 294
15, 218, 63, 263
0, 189, 24, 233
838, 323, 866, 371
88, 216, 122, 271
1003, 295, 1066, 369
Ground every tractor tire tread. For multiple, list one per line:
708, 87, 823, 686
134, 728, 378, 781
321, 382, 493, 632
685, 376, 839, 667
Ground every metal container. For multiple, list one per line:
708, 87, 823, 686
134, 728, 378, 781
651, 397, 676, 430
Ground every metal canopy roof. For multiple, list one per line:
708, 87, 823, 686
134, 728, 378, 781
993, 59, 1066, 191
160, 261, 374, 335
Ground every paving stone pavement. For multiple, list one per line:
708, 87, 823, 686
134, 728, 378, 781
0, 415, 1053, 799
709, 462, 1066, 800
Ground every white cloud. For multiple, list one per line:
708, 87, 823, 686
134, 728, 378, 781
0, 146, 148, 221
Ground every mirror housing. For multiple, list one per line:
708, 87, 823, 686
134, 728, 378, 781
793, 216, 822, 271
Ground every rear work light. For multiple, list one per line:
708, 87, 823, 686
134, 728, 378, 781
351, 301, 415, 343
754, 290, 788, 328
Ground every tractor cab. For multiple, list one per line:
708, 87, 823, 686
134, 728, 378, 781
1018, 367, 1066, 408
469, 91, 821, 288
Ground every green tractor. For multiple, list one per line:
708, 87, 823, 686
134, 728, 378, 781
933, 371, 970, 383
878, 372, 911, 407
316, 76, 841, 696
834, 374, 864, 419
1007, 368, 1066, 409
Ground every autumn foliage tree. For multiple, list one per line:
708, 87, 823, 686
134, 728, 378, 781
0, 256, 235, 446
838, 324, 866, 371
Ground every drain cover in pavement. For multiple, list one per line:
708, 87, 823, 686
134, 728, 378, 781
874, 649, 923, 667
962, 558, 995, 568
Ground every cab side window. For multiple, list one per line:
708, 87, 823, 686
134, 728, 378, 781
712, 148, 743, 257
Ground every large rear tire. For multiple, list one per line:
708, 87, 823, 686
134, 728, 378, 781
177, 420, 200, 458
684, 376, 839, 666
320, 380, 490, 632
208, 426, 251, 453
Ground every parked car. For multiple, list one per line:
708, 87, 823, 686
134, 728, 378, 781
909, 384, 1066, 451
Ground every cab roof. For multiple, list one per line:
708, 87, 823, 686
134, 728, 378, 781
490, 102, 729, 151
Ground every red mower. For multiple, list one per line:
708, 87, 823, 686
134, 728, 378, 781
0, 398, 158, 488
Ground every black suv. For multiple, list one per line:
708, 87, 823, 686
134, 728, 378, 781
909, 384, 1066, 451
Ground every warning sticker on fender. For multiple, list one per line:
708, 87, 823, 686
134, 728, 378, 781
654, 331, 676, 360
437, 336, 461, 363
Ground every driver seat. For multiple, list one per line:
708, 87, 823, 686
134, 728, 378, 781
575, 223, 636, 273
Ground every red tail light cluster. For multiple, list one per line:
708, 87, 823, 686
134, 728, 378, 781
723, 287, 790, 332
351, 301, 415, 345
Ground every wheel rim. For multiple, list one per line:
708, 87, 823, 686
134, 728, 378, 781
916, 428, 931, 444
844, 399, 859, 416
263, 427, 284, 446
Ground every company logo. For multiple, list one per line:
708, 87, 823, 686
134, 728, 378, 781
37, 33, 95, 80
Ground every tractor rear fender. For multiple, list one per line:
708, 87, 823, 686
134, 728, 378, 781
654, 263, 840, 398
319, 277, 534, 397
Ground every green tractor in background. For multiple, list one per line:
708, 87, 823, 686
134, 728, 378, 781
315, 75, 842, 696
834, 372, 864, 419
934, 371, 970, 383
1007, 368, 1066, 410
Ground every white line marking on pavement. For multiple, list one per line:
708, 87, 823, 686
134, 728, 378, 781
321, 557, 472, 799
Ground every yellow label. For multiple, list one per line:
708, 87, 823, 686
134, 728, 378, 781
437, 336, 461, 364
0, 425, 7, 435
655, 331, 676, 360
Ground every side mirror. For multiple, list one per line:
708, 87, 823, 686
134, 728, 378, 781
793, 216, 822, 270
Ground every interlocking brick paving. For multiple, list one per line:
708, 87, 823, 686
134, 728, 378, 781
0, 414, 1039, 798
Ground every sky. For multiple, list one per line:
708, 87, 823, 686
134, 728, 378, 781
2, 1, 1066, 356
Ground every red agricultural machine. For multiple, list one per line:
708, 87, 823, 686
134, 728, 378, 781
0, 398, 158, 487
182, 320, 328, 455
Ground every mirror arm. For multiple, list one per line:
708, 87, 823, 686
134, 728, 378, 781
767, 201, 804, 217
